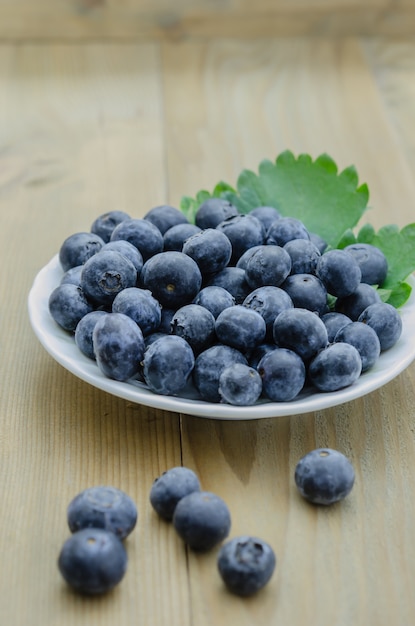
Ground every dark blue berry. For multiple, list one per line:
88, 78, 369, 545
59, 232, 104, 272
344, 243, 388, 286
243, 286, 293, 340
58, 528, 127, 594
110, 218, 164, 261
140, 251, 202, 308
273, 308, 328, 362
257, 348, 306, 401
172, 491, 231, 551
206, 267, 251, 304
142, 335, 195, 396
215, 305, 266, 352
163, 223, 201, 251
182, 228, 232, 276
171, 304, 216, 354
283, 238, 321, 275
193, 344, 248, 402
90, 211, 130, 243
308, 342, 362, 392
49, 283, 94, 332
218, 363, 263, 406
92, 312, 145, 381
80, 250, 137, 307
358, 302, 402, 351
195, 198, 239, 229
316, 249, 362, 298
216, 214, 265, 265
60, 265, 83, 287
74, 310, 107, 359
266, 217, 310, 246
294, 448, 355, 505
143, 204, 188, 235
100, 240, 144, 274
67, 486, 137, 540
217, 536, 276, 596
335, 282, 382, 321
244, 245, 292, 289
249, 206, 281, 231
321, 312, 352, 343
281, 273, 328, 316
112, 287, 161, 336
334, 321, 381, 372
149, 467, 201, 521
193, 286, 235, 319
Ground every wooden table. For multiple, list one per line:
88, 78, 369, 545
1, 35, 415, 626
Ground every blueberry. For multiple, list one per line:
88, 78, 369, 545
143, 204, 188, 235
283, 238, 321, 275
67, 486, 138, 540
218, 363, 263, 406
75, 310, 107, 359
60, 265, 83, 287
59, 232, 105, 272
316, 249, 362, 298
100, 240, 144, 274
142, 335, 195, 396
58, 528, 127, 595
140, 251, 202, 308
112, 287, 162, 336
308, 342, 362, 392
334, 321, 381, 372
321, 311, 352, 343
309, 232, 328, 254
215, 305, 266, 352
335, 282, 382, 321
193, 344, 248, 402
273, 308, 328, 362
358, 302, 402, 351
195, 198, 239, 229
93, 312, 145, 381
249, 206, 281, 231
257, 348, 306, 402
216, 214, 265, 265
193, 286, 235, 319
172, 491, 231, 551
158, 307, 176, 333
163, 223, 201, 251
248, 343, 277, 370
149, 467, 201, 521
217, 536, 276, 596
243, 286, 294, 340
110, 218, 164, 261
235, 245, 264, 271
80, 250, 137, 307
266, 217, 310, 246
90, 210, 131, 243
344, 243, 388, 286
49, 283, 94, 332
206, 267, 251, 304
182, 228, 232, 276
294, 448, 355, 505
281, 273, 328, 316
170, 304, 216, 354
244, 245, 292, 289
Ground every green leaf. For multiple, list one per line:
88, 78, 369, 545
337, 229, 357, 249
385, 282, 412, 308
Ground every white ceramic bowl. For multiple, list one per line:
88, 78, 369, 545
28, 255, 415, 420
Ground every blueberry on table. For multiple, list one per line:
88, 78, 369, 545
140, 251, 202, 309
193, 344, 248, 403
218, 363, 263, 406
257, 348, 306, 402
316, 249, 362, 298
80, 249, 137, 307
334, 321, 381, 372
112, 287, 162, 336
59, 232, 105, 272
217, 536, 276, 596
150, 467, 201, 521
74, 310, 107, 359
110, 217, 164, 261
49, 283, 94, 332
90, 210, 131, 243
67, 486, 138, 540
358, 301, 403, 351
58, 528, 128, 595
172, 491, 231, 551
92, 312, 145, 381
195, 197, 239, 229
143, 204, 189, 235
308, 342, 362, 392
142, 335, 195, 396
294, 448, 355, 505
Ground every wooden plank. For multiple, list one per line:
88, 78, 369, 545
0, 1, 415, 40
0, 43, 190, 626
162, 37, 415, 625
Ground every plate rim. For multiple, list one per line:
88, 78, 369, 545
28, 254, 415, 420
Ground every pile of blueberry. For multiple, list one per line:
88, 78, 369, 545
58, 449, 354, 597
48, 200, 403, 405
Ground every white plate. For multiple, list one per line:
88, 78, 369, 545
28, 255, 415, 420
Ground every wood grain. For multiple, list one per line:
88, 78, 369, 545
0, 36, 415, 626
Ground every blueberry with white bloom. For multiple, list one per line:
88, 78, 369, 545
273, 308, 328, 362
163, 223, 201, 251
215, 305, 266, 352
308, 342, 362, 392
316, 249, 362, 298
217, 536, 276, 596
193, 286, 235, 319
358, 301, 402, 351
283, 238, 321, 275
49, 283, 94, 332
93, 312, 145, 381
243, 286, 294, 340
143, 204, 189, 235
75, 310, 107, 359
195, 198, 239, 229
281, 273, 328, 316
142, 335, 195, 396
112, 287, 161, 336
266, 216, 310, 246
80, 250, 137, 307
249, 205, 281, 231
218, 363, 262, 406
90, 210, 130, 243
183, 228, 232, 276
294, 448, 355, 505
100, 239, 144, 273
244, 244, 292, 289
171, 304, 216, 354
334, 321, 381, 372
193, 344, 248, 402
216, 214, 265, 265
344, 242, 388, 286
173, 491, 231, 551
321, 311, 352, 343
140, 251, 202, 309
59, 231, 104, 272
257, 348, 306, 402
335, 282, 382, 321
150, 466, 201, 521
110, 217, 164, 261
207, 267, 251, 304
